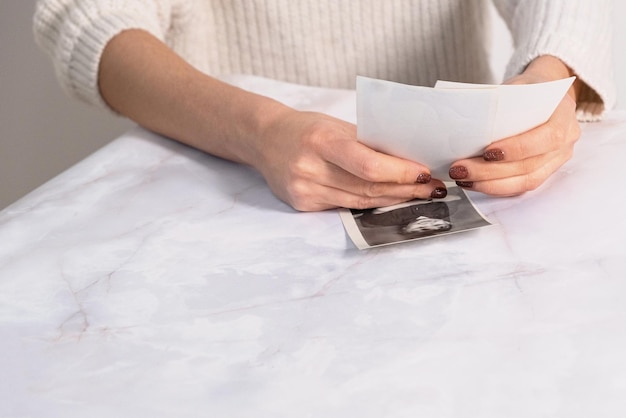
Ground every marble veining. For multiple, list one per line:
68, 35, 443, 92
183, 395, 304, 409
2, 76, 626, 417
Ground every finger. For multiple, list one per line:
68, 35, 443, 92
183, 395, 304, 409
283, 165, 447, 211
323, 139, 431, 185
282, 181, 444, 212
450, 146, 573, 182
456, 149, 572, 196
482, 95, 579, 162
315, 184, 445, 211
321, 163, 447, 200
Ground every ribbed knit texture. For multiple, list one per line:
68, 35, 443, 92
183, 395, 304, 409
34, 0, 615, 120
493, 0, 615, 121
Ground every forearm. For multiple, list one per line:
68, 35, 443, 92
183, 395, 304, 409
98, 29, 289, 167
97, 29, 446, 211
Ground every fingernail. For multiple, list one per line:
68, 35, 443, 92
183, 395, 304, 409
430, 187, 447, 199
456, 181, 474, 188
483, 149, 505, 162
415, 173, 432, 184
449, 166, 468, 179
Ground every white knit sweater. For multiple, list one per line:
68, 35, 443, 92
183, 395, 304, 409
33, 0, 615, 120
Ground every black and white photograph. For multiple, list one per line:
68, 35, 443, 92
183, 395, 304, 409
340, 184, 492, 249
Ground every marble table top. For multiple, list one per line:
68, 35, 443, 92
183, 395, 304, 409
2, 75, 626, 417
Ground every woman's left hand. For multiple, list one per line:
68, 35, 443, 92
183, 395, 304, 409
448, 55, 581, 196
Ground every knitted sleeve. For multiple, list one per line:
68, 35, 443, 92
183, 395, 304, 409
492, 0, 616, 121
33, 0, 188, 110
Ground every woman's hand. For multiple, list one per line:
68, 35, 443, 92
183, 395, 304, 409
99, 30, 445, 213
256, 109, 447, 211
448, 55, 581, 196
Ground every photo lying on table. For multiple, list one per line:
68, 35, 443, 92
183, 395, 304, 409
339, 184, 492, 249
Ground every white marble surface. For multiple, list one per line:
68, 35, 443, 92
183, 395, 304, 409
2, 75, 626, 417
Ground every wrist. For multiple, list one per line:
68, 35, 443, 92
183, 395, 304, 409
523, 55, 581, 101
223, 87, 294, 169
183, 74, 293, 168
524, 55, 573, 80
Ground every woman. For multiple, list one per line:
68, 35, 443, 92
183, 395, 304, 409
33, 0, 615, 211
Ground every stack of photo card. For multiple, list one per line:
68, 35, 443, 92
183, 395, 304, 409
356, 75, 574, 179
342, 76, 574, 249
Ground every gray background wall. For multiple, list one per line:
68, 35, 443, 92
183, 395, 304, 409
1, 1, 625, 210
1, 1, 133, 210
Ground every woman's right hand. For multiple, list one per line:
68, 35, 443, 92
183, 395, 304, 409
254, 109, 447, 211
